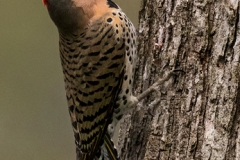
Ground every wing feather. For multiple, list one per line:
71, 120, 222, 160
60, 11, 126, 159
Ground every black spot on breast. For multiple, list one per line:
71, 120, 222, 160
129, 56, 132, 62
129, 79, 132, 84
124, 75, 128, 80
107, 18, 112, 23
125, 89, 129, 94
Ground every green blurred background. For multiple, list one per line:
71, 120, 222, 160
0, 0, 140, 159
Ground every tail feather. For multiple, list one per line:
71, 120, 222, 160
100, 133, 119, 160
76, 133, 119, 160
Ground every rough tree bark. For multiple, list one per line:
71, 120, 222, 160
118, 0, 240, 159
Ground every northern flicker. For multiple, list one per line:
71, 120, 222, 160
43, 0, 138, 159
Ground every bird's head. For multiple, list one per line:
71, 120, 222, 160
42, 0, 91, 33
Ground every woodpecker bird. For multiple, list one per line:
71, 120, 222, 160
43, 0, 137, 159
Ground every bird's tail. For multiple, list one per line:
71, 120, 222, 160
76, 133, 119, 160
99, 133, 119, 160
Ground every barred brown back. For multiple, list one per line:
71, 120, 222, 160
59, 11, 128, 159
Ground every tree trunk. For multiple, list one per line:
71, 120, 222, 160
118, 0, 240, 159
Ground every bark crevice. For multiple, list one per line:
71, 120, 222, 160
118, 1, 240, 160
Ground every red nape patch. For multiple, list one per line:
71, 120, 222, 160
42, 0, 48, 6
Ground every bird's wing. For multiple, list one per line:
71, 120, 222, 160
70, 11, 127, 159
